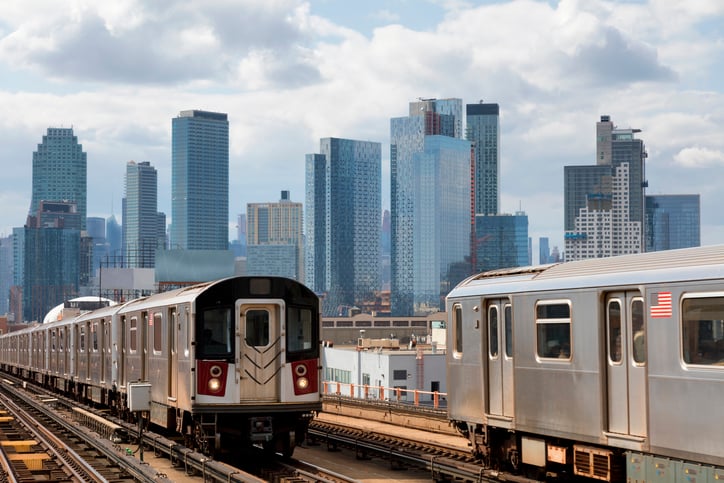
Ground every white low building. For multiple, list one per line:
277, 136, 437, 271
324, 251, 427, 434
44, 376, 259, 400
322, 338, 447, 405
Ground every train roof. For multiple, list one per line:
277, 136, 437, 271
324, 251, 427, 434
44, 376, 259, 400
449, 244, 724, 299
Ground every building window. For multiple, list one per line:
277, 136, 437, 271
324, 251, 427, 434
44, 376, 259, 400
393, 369, 407, 380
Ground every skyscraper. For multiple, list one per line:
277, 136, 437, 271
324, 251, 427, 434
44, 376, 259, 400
539, 237, 550, 265
171, 110, 229, 250
246, 190, 304, 281
305, 138, 381, 316
30, 127, 87, 230
123, 161, 164, 268
0, 235, 12, 315
466, 103, 500, 216
645, 194, 700, 251
564, 115, 647, 261
390, 98, 471, 315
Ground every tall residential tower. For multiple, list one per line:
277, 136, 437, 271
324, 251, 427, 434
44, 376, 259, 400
466, 103, 500, 216
30, 127, 87, 230
171, 110, 229, 250
564, 115, 647, 261
123, 161, 165, 268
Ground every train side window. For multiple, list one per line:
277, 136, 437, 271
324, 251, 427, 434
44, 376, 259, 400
92, 321, 99, 352
488, 305, 499, 358
504, 304, 513, 358
536, 301, 571, 359
79, 325, 86, 353
130, 316, 138, 352
153, 312, 163, 354
453, 304, 463, 355
631, 299, 645, 364
682, 295, 724, 366
608, 300, 622, 364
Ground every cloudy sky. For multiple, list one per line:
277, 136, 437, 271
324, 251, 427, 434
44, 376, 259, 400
1, 0, 723, 260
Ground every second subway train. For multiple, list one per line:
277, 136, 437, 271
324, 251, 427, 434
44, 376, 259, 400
0, 276, 321, 456
447, 245, 724, 482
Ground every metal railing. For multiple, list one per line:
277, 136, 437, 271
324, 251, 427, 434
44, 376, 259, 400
322, 381, 447, 408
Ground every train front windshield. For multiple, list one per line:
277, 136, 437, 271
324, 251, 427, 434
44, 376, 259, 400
286, 306, 318, 362
198, 306, 234, 358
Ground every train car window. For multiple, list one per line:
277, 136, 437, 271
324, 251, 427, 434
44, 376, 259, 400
535, 301, 571, 359
287, 306, 314, 353
79, 325, 86, 352
631, 299, 646, 364
608, 300, 622, 363
130, 316, 138, 352
200, 307, 233, 355
153, 312, 163, 353
245, 309, 270, 347
453, 304, 463, 355
504, 304, 513, 358
92, 322, 99, 352
682, 296, 724, 366
51, 330, 56, 351
488, 305, 499, 358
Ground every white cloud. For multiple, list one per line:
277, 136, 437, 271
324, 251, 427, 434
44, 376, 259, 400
674, 146, 724, 168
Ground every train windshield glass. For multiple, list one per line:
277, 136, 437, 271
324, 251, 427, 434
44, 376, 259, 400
198, 307, 233, 357
287, 306, 314, 354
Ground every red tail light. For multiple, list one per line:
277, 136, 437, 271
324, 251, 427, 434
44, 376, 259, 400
197, 360, 228, 396
291, 359, 318, 395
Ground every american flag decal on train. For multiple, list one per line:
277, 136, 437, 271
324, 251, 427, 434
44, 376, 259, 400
650, 291, 672, 318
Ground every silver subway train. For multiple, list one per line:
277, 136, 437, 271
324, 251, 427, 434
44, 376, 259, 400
446, 245, 724, 482
0, 276, 321, 457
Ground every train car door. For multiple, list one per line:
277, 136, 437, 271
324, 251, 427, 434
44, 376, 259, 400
238, 301, 281, 401
605, 292, 647, 438
167, 307, 177, 401
486, 299, 515, 422
120, 315, 126, 387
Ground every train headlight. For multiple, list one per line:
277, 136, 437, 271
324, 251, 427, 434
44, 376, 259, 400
295, 376, 309, 390
208, 378, 221, 392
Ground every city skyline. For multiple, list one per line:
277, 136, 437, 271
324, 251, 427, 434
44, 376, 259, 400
1, 1, 723, 256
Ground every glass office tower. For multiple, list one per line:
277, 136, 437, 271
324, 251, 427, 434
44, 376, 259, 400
645, 194, 700, 251
171, 110, 229, 250
474, 213, 529, 272
305, 138, 381, 316
390, 99, 471, 315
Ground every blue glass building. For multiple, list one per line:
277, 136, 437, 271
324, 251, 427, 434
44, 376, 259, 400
305, 138, 381, 316
390, 99, 471, 315
474, 213, 530, 272
466, 103, 500, 216
645, 194, 700, 251
171, 110, 229, 250
30, 127, 87, 230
